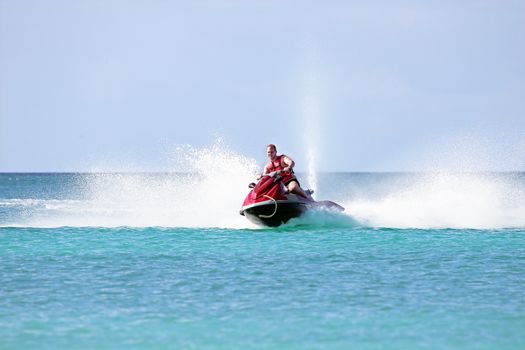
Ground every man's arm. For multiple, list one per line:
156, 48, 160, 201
281, 155, 295, 172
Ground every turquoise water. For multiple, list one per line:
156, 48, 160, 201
1, 173, 525, 349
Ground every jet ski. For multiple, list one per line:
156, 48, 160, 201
239, 172, 345, 227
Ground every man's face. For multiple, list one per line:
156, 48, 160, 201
267, 147, 276, 160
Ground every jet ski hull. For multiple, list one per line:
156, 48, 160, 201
241, 200, 308, 227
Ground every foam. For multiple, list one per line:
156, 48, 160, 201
343, 172, 525, 229
3, 140, 260, 228
2, 140, 524, 229
4, 171, 524, 229
285, 207, 359, 228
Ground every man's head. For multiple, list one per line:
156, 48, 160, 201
266, 144, 277, 160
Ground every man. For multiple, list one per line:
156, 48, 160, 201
262, 144, 313, 201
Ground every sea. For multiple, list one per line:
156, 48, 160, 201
1, 170, 524, 349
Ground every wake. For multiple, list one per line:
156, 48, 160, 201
1, 142, 524, 230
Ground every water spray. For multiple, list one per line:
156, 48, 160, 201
301, 55, 321, 195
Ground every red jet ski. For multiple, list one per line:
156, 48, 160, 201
239, 172, 345, 227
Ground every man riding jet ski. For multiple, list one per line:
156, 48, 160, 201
262, 144, 312, 200
239, 144, 344, 227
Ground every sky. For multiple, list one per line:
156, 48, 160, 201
1, 0, 524, 172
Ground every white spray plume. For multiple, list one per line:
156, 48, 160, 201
300, 54, 322, 194
344, 172, 525, 229
13, 139, 260, 228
